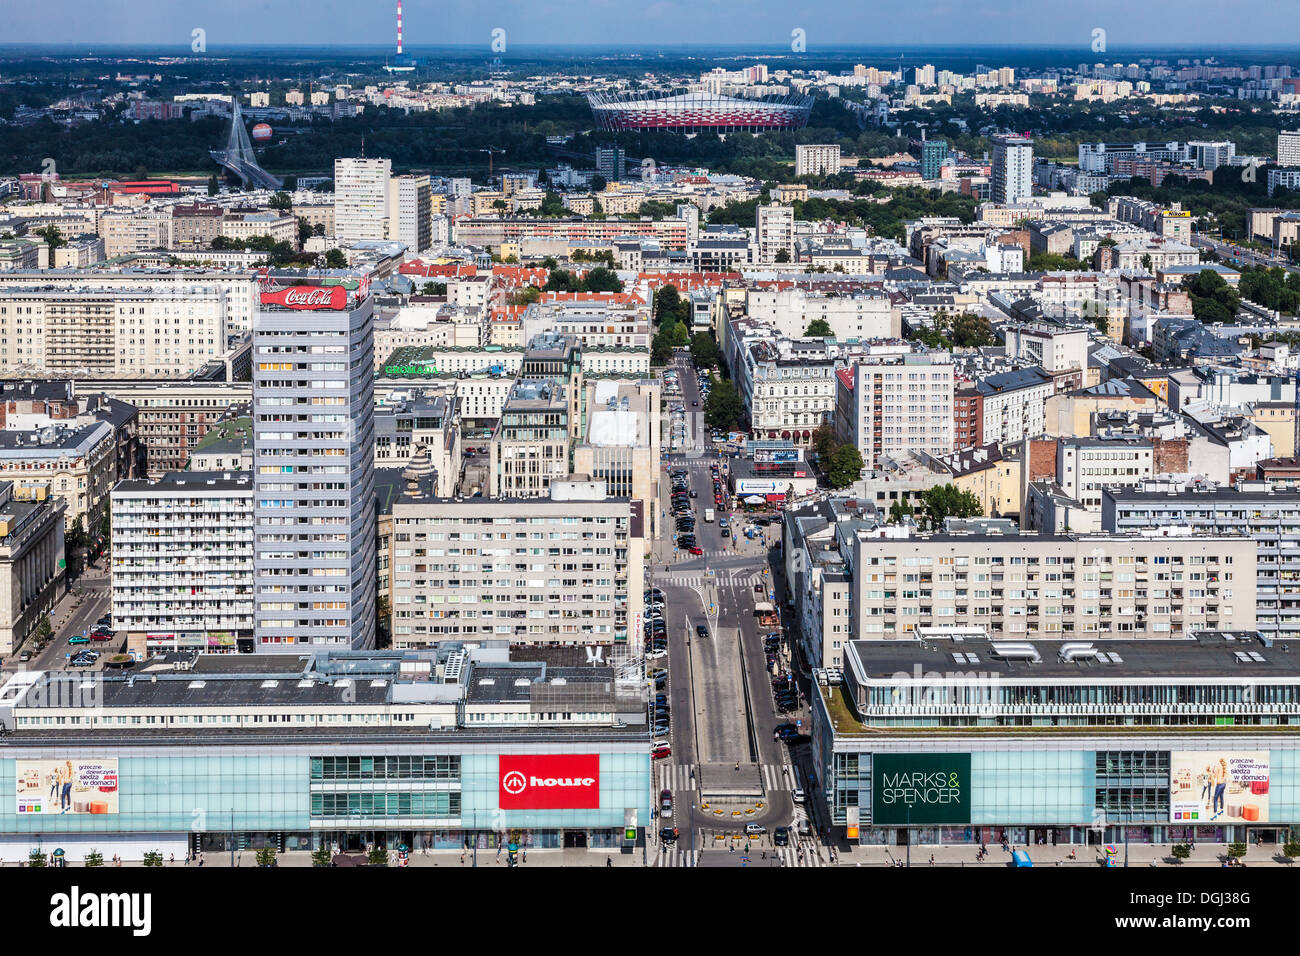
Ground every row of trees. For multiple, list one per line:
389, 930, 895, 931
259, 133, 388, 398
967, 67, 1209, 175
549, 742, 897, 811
907, 310, 997, 350
887, 484, 984, 529
651, 284, 692, 366
809, 425, 865, 489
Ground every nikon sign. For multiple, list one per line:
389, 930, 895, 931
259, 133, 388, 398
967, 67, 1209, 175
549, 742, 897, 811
871, 753, 971, 826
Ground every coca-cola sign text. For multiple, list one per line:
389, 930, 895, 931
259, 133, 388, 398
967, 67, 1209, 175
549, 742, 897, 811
260, 286, 347, 310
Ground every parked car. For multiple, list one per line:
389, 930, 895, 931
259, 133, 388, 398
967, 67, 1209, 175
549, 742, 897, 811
651, 742, 672, 760
68, 635, 90, 646
745, 824, 766, 836
792, 788, 806, 803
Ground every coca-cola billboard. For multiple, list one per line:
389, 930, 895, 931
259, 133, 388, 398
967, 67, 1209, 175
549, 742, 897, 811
260, 285, 347, 310
498, 754, 601, 810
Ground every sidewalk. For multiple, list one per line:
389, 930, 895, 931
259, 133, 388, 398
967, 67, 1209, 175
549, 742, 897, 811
833, 840, 1297, 868
5, 847, 652, 868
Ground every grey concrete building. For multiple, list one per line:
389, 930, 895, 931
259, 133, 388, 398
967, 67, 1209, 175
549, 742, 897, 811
253, 289, 376, 653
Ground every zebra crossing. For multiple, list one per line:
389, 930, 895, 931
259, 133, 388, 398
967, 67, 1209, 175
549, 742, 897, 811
773, 844, 825, 867
650, 846, 698, 867
658, 762, 794, 793
656, 572, 768, 589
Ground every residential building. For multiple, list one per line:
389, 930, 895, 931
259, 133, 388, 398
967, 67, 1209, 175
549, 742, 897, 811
334, 157, 392, 243
835, 353, 955, 470
991, 134, 1034, 204
1057, 436, 1154, 509
0, 481, 66, 657
111, 471, 253, 654
977, 367, 1054, 446
795, 144, 842, 178
756, 203, 795, 264
387, 174, 432, 253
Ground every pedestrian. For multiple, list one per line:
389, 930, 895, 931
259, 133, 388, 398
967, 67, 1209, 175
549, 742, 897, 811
606, 856, 612, 868
169, 853, 175, 865
929, 854, 935, 866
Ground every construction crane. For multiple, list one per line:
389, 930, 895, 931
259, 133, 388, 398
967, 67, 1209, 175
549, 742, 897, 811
478, 146, 505, 180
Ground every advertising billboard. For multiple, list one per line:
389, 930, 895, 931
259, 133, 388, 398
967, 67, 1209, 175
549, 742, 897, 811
16, 759, 119, 815
259, 286, 347, 311
871, 753, 971, 826
1170, 751, 1269, 824
498, 754, 600, 810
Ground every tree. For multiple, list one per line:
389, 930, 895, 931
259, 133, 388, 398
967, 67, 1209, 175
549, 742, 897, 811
689, 332, 719, 368
811, 424, 838, 461
324, 248, 347, 269
84, 849, 104, 867
590, 174, 607, 192
828, 444, 865, 489
581, 266, 623, 293
541, 256, 558, 270
544, 268, 581, 292
507, 285, 541, 307
703, 375, 744, 432
35, 225, 66, 251
1227, 842, 1248, 860
1170, 843, 1191, 864
311, 845, 334, 867
28, 849, 46, 867
803, 319, 833, 338
774, 248, 791, 263
421, 282, 447, 296
653, 284, 682, 325
255, 847, 278, 867
1140, 253, 1153, 272
35, 614, 52, 646
268, 191, 293, 210
888, 499, 914, 524
142, 850, 164, 867
1283, 839, 1300, 863
207, 174, 219, 197
368, 845, 389, 866
297, 216, 312, 246
918, 484, 983, 529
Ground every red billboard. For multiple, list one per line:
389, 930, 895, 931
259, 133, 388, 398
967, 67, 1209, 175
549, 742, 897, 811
498, 754, 600, 810
260, 285, 347, 310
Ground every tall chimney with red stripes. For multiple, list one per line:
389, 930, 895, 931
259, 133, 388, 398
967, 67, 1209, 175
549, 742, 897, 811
396, 0, 404, 55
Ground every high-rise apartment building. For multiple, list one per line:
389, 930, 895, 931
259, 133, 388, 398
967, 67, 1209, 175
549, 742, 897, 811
794, 144, 841, 178
1278, 130, 1300, 166
334, 157, 392, 243
834, 353, 955, 471
386, 174, 432, 253
756, 203, 795, 264
920, 139, 949, 180
991, 134, 1034, 204
594, 146, 626, 182
252, 285, 376, 652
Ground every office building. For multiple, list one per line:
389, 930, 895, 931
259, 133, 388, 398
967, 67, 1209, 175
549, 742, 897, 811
111, 471, 253, 654
920, 139, 949, 180
991, 134, 1034, 204
488, 380, 571, 498
252, 285, 377, 652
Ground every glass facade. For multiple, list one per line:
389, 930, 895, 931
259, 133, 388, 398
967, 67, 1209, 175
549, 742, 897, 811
0, 746, 650, 850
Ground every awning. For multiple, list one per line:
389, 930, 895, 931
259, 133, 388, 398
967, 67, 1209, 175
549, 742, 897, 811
744, 495, 765, 505
765, 493, 786, 502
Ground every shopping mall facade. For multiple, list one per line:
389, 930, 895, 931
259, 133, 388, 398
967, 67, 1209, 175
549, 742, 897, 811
0, 648, 651, 860
813, 634, 1300, 848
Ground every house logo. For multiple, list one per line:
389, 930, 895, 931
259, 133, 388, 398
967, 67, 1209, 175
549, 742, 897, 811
502, 771, 527, 795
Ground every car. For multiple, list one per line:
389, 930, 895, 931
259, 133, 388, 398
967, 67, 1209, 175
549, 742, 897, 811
792, 788, 806, 803
689, 489, 698, 498
655, 694, 668, 707
659, 788, 674, 817
647, 649, 668, 660
696, 625, 708, 640
648, 602, 665, 612
653, 725, 671, 738
775, 693, 797, 705
745, 824, 767, 836
755, 583, 765, 595
68, 635, 90, 645
660, 826, 678, 845
651, 742, 672, 759
69, 656, 95, 668
649, 668, 667, 681
689, 546, 703, 555
18, 650, 31, 662
773, 827, 790, 847
691, 400, 698, 406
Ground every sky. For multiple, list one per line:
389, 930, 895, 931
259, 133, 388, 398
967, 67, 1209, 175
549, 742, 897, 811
6, 0, 1300, 49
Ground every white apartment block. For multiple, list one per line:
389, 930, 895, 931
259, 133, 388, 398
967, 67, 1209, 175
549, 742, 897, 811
851, 529, 1256, 641
1278, 130, 1300, 167
743, 287, 897, 341
0, 270, 259, 334
334, 157, 392, 243
387, 174, 432, 253
836, 353, 955, 469
0, 284, 227, 377
98, 211, 171, 258
111, 471, 253, 653
756, 203, 795, 264
978, 367, 1054, 446
992, 135, 1034, 204
795, 144, 842, 178
388, 486, 645, 649
1057, 437, 1154, 510
1003, 323, 1088, 375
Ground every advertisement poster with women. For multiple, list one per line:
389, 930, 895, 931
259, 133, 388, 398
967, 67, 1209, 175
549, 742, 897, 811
15, 759, 118, 815
1170, 752, 1269, 824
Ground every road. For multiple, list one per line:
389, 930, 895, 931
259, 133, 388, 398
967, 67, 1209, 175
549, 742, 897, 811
1, 564, 114, 674
1192, 234, 1297, 274
648, 354, 826, 867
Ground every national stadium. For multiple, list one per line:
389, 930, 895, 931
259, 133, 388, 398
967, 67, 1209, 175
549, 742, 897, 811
586, 89, 814, 132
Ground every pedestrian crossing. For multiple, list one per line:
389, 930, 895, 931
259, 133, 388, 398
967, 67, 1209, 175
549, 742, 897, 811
773, 844, 825, 867
658, 762, 795, 793
650, 846, 698, 867
656, 572, 768, 589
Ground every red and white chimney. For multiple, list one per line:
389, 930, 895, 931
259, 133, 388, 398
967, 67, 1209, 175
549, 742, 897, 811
396, 0, 403, 55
